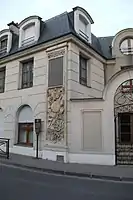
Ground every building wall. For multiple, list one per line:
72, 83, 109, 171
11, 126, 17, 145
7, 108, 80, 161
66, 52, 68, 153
0, 50, 47, 157
0, 41, 70, 161
68, 100, 115, 165
106, 29, 133, 83
67, 41, 108, 164
68, 68, 133, 165
67, 42, 105, 99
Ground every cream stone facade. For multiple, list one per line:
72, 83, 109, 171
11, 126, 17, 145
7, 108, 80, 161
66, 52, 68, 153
0, 6, 133, 165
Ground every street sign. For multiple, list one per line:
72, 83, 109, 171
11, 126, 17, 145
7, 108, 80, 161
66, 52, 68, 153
35, 119, 41, 135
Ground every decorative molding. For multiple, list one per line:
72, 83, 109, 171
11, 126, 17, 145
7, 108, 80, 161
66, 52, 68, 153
48, 48, 65, 59
46, 87, 65, 143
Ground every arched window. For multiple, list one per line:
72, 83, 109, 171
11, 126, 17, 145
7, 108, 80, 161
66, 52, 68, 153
18, 16, 41, 47
79, 14, 89, 41
22, 23, 35, 46
17, 105, 33, 146
0, 29, 12, 54
0, 35, 8, 53
120, 38, 133, 55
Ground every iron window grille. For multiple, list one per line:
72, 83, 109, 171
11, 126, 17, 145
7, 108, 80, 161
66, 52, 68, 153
21, 59, 33, 89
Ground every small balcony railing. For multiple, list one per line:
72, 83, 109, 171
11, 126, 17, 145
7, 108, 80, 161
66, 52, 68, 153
120, 47, 133, 55
0, 47, 7, 54
0, 138, 10, 159
79, 30, 89, 41
21, 36, 35, 46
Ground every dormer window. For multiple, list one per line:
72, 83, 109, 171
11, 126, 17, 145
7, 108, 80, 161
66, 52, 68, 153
19, 16, 41, 48
0, 36, 8, 54
73, 7, 94, 43
79, 14, 89, 41
22, 23, 35, 46
0, 30, 12, 55
120, 38, 133, 55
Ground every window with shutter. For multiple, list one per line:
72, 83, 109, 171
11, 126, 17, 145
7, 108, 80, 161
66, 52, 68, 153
48, 57, 63, 87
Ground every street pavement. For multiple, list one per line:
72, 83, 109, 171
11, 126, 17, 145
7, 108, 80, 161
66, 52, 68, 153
0, 164, 133, 200
1, 153, 133, 182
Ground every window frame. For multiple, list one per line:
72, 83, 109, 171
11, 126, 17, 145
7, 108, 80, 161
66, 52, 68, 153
0, 36, 8, 54
0, 67, 6, 93
79, 14, 89, 41
48, 56, 63, 87
120, 38, 133, 55
18, 122, 33, 147
22, 23, 35, 46
79, 54, 88, 86
118, 113, 133, 144
121, 79, 133, 93
20, 58, 34, 89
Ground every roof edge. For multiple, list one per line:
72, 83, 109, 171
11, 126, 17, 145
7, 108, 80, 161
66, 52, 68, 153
73, 6, 94, 24
18, 15, 42, 27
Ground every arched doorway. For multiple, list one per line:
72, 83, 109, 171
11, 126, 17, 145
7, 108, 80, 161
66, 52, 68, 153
17, 105, 33, 147
114, 79, 133, 165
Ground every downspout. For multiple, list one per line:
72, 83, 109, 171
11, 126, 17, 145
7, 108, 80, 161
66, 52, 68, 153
64, 43, 69, 162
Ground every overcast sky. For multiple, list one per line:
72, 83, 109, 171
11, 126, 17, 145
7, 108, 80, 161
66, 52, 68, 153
0, 0, 132, 37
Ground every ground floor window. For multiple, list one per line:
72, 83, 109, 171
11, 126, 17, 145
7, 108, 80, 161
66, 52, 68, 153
18, 123, 33, 146
119, 113, 133, 144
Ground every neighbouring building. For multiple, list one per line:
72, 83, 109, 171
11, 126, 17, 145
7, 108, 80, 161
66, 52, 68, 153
0, 6, 133, 165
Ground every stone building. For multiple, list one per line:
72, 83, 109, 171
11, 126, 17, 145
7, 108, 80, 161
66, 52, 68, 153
0, 6, 133, 165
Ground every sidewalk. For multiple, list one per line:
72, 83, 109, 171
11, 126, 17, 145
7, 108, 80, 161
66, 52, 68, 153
0, 153, 133, 182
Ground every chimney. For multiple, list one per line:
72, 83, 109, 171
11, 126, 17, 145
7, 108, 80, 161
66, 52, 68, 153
8, 21, 19, 35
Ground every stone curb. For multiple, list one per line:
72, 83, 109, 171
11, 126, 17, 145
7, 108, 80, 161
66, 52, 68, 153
1, 160, 133, 182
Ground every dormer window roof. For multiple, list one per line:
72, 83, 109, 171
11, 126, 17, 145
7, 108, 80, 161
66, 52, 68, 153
73, 6, 94, 43
22, 23, 35, 46
0, 35, 8, 54
120, 38, 133, 55
18, 16, 41, 48
0, 29, 12, 55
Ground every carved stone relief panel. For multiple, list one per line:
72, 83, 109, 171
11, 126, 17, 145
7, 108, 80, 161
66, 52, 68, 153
46, 87, 65, 143
47, 49, 65, 59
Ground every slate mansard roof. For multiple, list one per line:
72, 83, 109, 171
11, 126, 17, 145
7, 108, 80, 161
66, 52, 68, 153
0, 9, 114, 60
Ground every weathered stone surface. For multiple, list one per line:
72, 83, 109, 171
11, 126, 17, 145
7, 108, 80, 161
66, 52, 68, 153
46, 87, 65, 143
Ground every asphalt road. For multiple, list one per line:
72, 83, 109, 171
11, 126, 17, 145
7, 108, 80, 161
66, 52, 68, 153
0, 164, 133, 200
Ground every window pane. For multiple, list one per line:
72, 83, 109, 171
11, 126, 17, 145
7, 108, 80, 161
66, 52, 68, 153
120, 38, 133, 55
29, 130, 33, 144
121, 134, 131, 143
119, 113, 132, 143
1, 39, 7, 49
19, 129, 27, 143
80, 58, 87, 70
80, 55, 87, 86
80, 68, 86, 79
80, 79, 87, 85
21, 59, 33, 89
121, 125, 130, 133
0, 68, 5, 93
48, 57, 63, 87
24, 25, 35, 39
18, 123, 33, 145
121, 114, 130, 123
